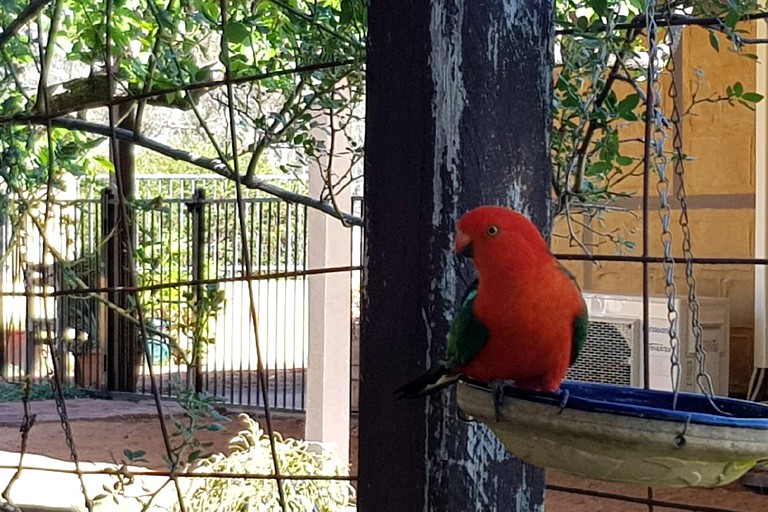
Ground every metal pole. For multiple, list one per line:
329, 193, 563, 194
189, 188, 206, 393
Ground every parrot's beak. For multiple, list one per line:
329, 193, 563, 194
455, 231, 473, 258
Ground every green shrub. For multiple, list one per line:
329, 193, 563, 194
184, 414, 355, 512
0, 381, 84, 402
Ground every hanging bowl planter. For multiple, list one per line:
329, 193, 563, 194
456, 380, 768, 488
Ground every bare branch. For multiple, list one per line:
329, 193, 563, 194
245, 75, 307, 180
611, 72, 648, 103
0, 58, 361, 127
46, 117, 364, 226
34, 0, 63, 112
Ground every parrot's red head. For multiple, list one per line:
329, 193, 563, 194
455, 206, 549, 269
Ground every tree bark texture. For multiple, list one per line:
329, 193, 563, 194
360, 1, 554, 511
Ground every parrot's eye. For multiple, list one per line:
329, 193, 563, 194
486, 225, 499, 236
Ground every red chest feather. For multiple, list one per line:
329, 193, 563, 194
460, 264, 584, 391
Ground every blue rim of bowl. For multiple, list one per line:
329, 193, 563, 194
460, 379, 768, 429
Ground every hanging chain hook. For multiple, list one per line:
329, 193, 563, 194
650, 0, 683, 409
664, 2, 729, 416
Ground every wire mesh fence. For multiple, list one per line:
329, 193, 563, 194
2, 0, 768, 511
0, 187, 315, 411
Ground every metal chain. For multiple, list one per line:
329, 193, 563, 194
664, 10, 720, 402
47, 351, 92, 508
649, 1, 683, 404
36, 271, 93, 511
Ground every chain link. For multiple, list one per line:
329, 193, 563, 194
649, 1, 683, 402
37, 271, 93, 511
663, 6, 720, 402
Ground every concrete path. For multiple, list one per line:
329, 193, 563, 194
0, 399, 187, 511
0, 450, 182, 511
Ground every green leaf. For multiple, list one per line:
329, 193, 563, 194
123, 448, 146, 460
724, 10, 740, 31
201, 3, 220, 23
587, 0, 608, 15
93, 155, 115, 172
616, 155, 634, 166
224, 21, 250, 45
616, 94, 640, 114
709, 31, 720, 52
587, 161, 612, 175
741, 92, 764, 103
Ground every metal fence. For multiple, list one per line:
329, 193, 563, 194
0, 185, 320, 411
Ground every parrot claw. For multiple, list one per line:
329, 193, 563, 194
457, 408, 476, 423
556, 389, 570, 414
491, 380, 507, 422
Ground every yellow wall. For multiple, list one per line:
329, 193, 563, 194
552, 27, 758, 396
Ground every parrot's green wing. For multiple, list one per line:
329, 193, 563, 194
571, 309, 589, 365
394, 280, 488, 399
557, 262, 589, 365
445, 279, 489, 368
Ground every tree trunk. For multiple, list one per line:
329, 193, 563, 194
108, 101, 138, 392
359, 1, 554, 510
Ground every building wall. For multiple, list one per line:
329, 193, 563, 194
552, 27, 758, 396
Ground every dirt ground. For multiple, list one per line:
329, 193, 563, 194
0, 399, 766, 511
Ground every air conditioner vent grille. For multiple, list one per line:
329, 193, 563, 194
567, 320, 635, 386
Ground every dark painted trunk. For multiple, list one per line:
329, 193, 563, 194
107, 102, 138, 392
360, 1, 553, 511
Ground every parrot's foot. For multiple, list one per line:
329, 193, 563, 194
491, 380, 507, 422
556, 389, 570, 414
457, 408, 476, 423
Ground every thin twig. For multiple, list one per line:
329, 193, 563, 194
245, 75, 307, 180
554, 11, 768, 36
134, 0, 177, 134
321, 92, 352, 227
571, 27, 637, 195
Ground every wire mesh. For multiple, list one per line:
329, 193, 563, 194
0, 1, 767, 511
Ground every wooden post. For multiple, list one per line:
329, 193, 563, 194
108, 102, 138, 392
360, 1, 553, 510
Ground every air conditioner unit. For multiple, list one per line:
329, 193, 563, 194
566, 293, 731, 396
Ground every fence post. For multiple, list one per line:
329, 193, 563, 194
189, 188, 206, 393
102, 187, 138, 392
101, 188, 118, 391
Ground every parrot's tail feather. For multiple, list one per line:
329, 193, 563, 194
394, 367, 459, 399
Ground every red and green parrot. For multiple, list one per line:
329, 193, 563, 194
395, 206, 589, 417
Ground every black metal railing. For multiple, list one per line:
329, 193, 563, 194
0, 186, 318, 411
